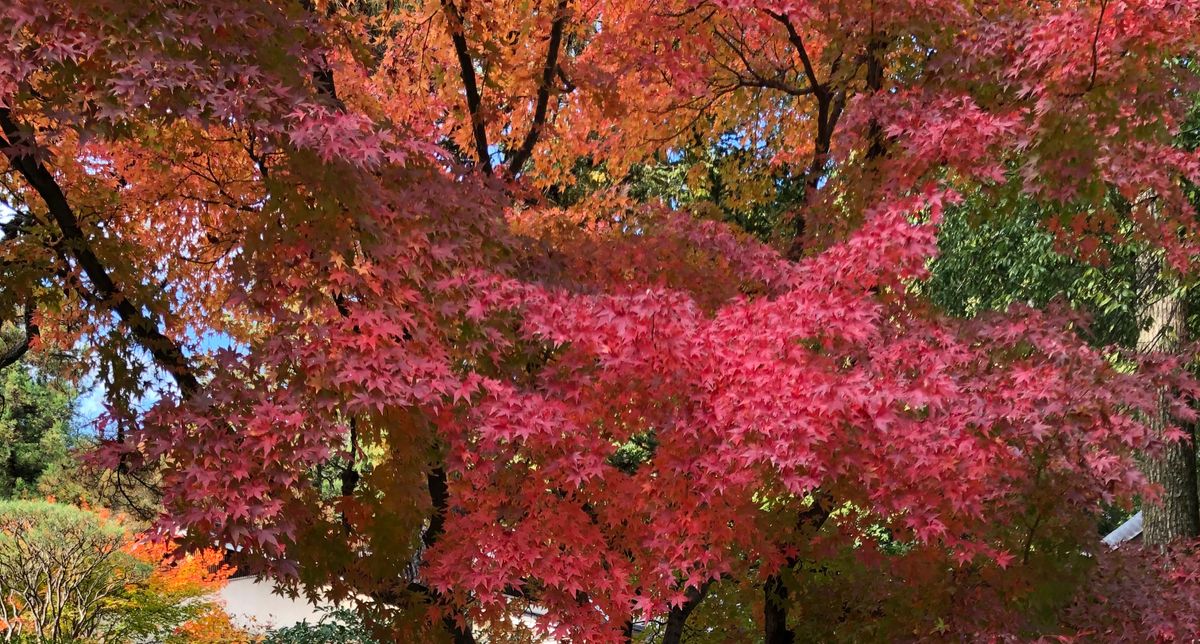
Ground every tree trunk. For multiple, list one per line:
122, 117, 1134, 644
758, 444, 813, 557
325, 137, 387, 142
763, 574, 795, 644
661, 582, 711, 644
1138, 261, 1199, 546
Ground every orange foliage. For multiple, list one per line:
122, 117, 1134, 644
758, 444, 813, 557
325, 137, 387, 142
125, 537, 249, 640
173, 606, 255, 644
127, 538, 236, 596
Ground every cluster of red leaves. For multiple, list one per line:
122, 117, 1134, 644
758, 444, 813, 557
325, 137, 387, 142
5, 0, 1200, 641
1055, 542, 1200, 642
418, 191, 1196, 640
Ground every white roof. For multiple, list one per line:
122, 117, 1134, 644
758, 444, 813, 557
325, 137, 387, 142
1101, 511, 1143, 548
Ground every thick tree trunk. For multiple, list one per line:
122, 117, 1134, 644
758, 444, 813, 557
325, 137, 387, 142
1138, 263, 1200, 546
760, 493, 833, 643
661, 582, 711, 644
763, 574, 795, 644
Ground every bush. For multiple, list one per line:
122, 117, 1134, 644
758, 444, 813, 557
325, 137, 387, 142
0, 500, 243, 643
262, 608, 378, 644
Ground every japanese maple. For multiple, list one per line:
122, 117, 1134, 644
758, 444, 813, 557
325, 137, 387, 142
3, 0, 1200, 641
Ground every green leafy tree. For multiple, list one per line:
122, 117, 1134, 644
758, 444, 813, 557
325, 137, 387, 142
0, 366, 75, 499
925, 186, 1146, 347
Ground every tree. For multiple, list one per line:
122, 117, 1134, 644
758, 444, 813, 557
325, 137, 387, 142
3, 0, 1200, 641
0, 500, 135, 642
0, 500, 240, 642
0, 365, 74, 498
126, 537, 247, 644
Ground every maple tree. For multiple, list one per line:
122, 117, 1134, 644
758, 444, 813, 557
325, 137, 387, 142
123, 536, 247, 644
3, 0, 1200, 641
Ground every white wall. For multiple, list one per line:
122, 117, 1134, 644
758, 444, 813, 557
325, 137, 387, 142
217, 576, 335, 631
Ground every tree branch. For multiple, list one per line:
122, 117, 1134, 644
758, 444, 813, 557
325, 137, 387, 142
506, 0, 571, 177
661, 580, 713, 644
713, 24, 817, 98
0, 299, 37, 370
441, 0, 493, 174
0, 108, 200, 397
420, 466, 477, 644
763, 493, 834, 644
1084, 0, 1109, 94
765, 11, 826, 99
864, 34, 887, 161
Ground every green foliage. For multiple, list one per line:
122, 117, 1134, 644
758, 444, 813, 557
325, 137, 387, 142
0, 366, 76, 499
0, 500, 216, 643
626, 141, 805, 243
925, 187, 1142, 348
608, 430, 658, 474
0, 359, 162, 518
262, 608, 379, 644
546, 140, 804, 244
112, 584, 209, 644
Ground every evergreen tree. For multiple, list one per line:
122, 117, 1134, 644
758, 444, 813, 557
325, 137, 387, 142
0, 364, 75, 498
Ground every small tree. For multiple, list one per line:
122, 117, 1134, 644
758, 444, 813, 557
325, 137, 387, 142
0, 500, 137, 642
0, 500, 241, 643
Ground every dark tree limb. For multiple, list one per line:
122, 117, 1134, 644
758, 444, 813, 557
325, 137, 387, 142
441, 0, 493, 174
763, 573, 794, 644
765, 11, 827, 100
506, 0, 571, 177
556, 65, 576, 93
864, 35, 887, 162
764, 9, 848, 261
711, 25, 816, 97
763, 493, 834, 644
423, 466, 451, 550
298, 0, 349, 111
422, 466, 477, 644
1084, 0, 1110, 94
620, 618, 634, 643
313, 60, 345, 111
0, 107, 200, 397
0, 299, 38, 370
662, 580, 713, 644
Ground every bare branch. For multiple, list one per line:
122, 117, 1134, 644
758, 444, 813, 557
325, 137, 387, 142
507, 0, 572, 177
441, 0, 493, 174
0, 299, 38, 370
712, 26, 816, 97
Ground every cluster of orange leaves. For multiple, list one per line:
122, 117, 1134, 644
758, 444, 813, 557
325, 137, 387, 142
125, 537, 251, 642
